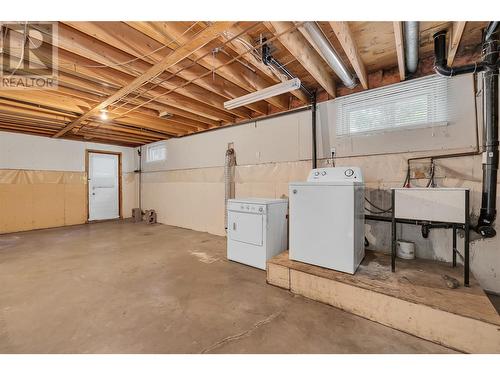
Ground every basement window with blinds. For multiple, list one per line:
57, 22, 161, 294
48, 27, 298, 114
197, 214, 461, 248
334, 75, 450, 137
146, 143, 167, 162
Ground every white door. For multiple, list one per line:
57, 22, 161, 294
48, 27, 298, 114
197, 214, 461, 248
88, 152, 119, 221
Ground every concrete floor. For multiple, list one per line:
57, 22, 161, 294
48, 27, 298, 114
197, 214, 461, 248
0, 221, 456, 354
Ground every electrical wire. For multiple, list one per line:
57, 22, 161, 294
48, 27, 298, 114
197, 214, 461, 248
111, 21, 288, 119
73, 22, 200, 69
365, 207, 393, 214
403, 164, 411, 188
364, 197, 393, 214
106, 22, 222, 115
426, 160, 436, 188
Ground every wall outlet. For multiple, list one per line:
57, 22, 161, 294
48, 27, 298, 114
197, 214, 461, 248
330, 147, 336, 157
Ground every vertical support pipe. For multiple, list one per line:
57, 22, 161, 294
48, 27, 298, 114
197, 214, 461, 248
224, 147, 236, 230
391, 189, 396, 272
452, 225, 457, 267
311, 92, 317, 169
464, 190, 470, 286
138, 148, 142, 212
478, 37, 499, 235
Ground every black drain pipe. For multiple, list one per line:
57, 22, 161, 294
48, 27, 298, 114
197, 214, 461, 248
433, 30, 486, 76
433, 23, 500, 237
311, 91, 317, 169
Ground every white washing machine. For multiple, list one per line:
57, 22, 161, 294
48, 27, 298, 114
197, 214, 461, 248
289, 167, 365, 274
227, 198, 288, 270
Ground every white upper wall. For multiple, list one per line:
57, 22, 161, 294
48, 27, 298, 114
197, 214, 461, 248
0, 132, 138, 172
142, 74, 478, 172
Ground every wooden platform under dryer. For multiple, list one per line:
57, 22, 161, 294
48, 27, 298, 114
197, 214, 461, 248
266, 251, 500, 353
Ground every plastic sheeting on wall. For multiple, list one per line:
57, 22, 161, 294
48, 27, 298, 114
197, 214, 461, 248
0, 169, 138, 234
0, 169, 87, 233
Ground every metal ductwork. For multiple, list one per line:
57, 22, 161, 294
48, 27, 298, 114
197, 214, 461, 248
404, 22, 420, 74
302, 22, 357, 89
433, 22, 500, 237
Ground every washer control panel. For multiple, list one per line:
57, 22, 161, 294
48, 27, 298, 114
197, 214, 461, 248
307, 167, 363, 182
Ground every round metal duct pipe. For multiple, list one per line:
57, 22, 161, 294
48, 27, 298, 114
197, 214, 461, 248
404, 21, 420, 74
302, 22, 357, 89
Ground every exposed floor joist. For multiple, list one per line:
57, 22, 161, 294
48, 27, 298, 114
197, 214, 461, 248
267, 22, 336, 97
329, 22, 368, 89
0, 21, 488, 145
53, 21, 236, 138
393, 21, 406, 81
448, 22, 467, 66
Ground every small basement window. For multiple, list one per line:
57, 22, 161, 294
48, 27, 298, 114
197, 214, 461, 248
334, 74, 450, 137
146, 143, 167, 162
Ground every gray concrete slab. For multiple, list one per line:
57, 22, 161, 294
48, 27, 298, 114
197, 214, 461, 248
0, 221, 455, 353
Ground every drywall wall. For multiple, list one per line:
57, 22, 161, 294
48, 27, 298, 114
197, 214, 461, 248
141, 73, 500, 293
0, 132, 138, 233
142, 74, 477, 172
0, 132, 137, 172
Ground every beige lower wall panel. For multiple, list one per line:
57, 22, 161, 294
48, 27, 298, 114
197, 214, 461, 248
0, 184, 34, 233
64, 184, 87, 226
32, 184, 65, 230
290, 269, 500, 353
142, 182, 225, 236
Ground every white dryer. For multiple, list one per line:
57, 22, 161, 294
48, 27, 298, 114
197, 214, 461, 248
289, 167, 365, 274
227, 198, 288, 270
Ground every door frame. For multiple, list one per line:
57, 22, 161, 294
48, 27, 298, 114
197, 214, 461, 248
85, 149, 123, 222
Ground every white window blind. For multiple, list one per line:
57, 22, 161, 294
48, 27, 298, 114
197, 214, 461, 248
146, 143, 166, 162
335, 75, 450, 137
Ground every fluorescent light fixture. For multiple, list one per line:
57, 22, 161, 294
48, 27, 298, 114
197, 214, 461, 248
224, 78, 301, 110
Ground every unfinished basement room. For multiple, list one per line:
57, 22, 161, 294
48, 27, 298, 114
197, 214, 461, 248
1, 1, 500, 371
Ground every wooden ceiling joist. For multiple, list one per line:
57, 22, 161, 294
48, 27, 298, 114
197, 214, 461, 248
393, 22, 406, 81
57, 22, 252, 121
219, 25, 310, 104
266, 22, 336, 97
127, 21, 290, 111
0, 21, 487, 146
448, 22, 467, 67
6, 24, 238, 127
329, 22, 368, 89
53, 21, 236, 138
62, 21, 267, 117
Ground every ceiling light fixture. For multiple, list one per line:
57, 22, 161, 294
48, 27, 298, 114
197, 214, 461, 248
99, 108, 108, 121
159, 111, 173, 119
223, 78, 301, 110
